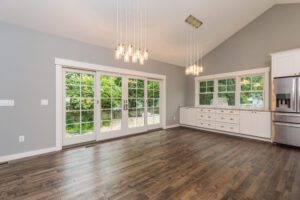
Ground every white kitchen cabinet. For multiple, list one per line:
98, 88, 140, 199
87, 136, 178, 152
215, 113, 239, 124
239, 111, 271, 138
215, 122, 239, 133
180, 107, 271, 141
180, 107, 197, 126
271, 49, 300, 78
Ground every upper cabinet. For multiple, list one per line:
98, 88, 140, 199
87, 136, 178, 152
271, 48, 300, 78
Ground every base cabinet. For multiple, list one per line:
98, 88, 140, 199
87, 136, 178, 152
240, 111, 271, 138
180, 107, 196, 126
180, 107, 271, 140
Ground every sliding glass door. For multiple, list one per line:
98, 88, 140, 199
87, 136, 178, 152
63, 69, 163, 145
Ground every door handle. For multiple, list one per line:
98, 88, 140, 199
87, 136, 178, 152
123, 100, 128, 111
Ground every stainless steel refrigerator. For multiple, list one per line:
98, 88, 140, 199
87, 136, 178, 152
273, 76, 300, 147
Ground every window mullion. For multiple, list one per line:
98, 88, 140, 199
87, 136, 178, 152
213, 79, 217, 106
236, 76, 240, 108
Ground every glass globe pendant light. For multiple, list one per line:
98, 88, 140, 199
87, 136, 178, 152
132, 53, 138, 63
184, 16, 204, 76
114, 0, 149, 65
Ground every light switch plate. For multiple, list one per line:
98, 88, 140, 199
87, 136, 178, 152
19, 135, 25, 143
41, 99, 48, 106
0, 100, 14, 107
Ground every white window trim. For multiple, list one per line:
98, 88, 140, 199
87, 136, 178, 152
194, 67, 270, 110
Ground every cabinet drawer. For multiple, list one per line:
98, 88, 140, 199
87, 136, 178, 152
198, 108, 215, 113
215, 109, 239, 115
215, 122, 239, 133
197, 113, 215, 121
197, 120, 215, 129
203, 121, 215, 129
215, 114, 239, 124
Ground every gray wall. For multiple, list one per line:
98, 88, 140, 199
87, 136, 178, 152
186, 4, 300, 106
0, 22, 186, 157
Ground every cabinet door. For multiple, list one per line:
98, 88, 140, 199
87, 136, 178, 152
272, 54, 296, 77
240, 111, 271, 138
180, 108, 189, 125
253, 112, 271, 138
180, 108, 196, 126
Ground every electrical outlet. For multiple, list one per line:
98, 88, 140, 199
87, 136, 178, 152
19, 136, 25, 143
41, 99, 48, 106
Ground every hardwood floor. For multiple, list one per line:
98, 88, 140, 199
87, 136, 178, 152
1, 127, 300, 200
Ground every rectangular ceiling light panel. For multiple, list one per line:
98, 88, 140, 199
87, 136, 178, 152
185, 15, 203, 29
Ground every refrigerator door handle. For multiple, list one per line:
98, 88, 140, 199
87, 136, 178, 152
298, 77, 300, 112
291, 78, 296, 112
274, 122, 300, 128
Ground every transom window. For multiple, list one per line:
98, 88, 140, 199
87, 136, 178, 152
240, 75, 264, 107
199, 80, 214, 105
218, 78, 236, 106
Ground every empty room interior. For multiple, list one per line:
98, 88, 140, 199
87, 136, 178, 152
1, 0, 300, 199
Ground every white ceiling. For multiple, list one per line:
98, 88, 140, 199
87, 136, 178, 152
0, 0, 299, 67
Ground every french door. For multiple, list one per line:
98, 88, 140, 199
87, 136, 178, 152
63, 69, 96, 146
63, 69, 162, 145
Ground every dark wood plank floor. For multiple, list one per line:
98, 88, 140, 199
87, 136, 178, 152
1, 127, 300, 200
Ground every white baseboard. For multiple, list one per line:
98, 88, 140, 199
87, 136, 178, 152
164, 124, 180, 129
0, 146, 61, 163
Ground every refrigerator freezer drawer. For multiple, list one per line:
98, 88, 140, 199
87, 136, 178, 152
274, 113, 300, 124
274, 122, 300, 147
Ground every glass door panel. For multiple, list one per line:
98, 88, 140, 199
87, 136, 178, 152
63, 70, 95, 146
147, 80, 161, 127
128, 78, 145, 128
100, 75, 123, 132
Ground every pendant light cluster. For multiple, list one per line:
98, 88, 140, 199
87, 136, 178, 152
115, 0, 148, 65
185, 15, 204, 76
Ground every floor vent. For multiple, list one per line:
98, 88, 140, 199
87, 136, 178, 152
85, 144, 96, 148
0, 162, 8, 166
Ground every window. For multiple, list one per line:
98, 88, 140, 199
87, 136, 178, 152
147, 80, 160, 125
196, 68, 269, 109
199, 80, 214, 105
240, 75, 264, 107
218, 78, 236, 106
128, 78, 145, 128
65, 72, 94, 136
100, 75, 122, 132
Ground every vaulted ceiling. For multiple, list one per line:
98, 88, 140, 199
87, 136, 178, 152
0, 0, 299, 67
